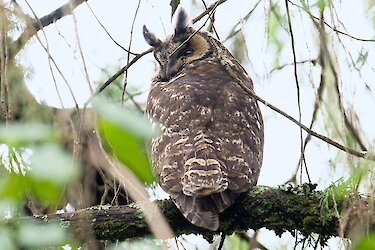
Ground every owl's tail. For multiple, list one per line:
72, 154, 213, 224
182, 153, 229, 197
173, 191, 237, 231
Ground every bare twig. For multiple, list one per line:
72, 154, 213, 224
269, 59, 316, 74
200, 0, 220, 39
285, 0, 311, 183
287, 0, 375, 42
192, 0, 228, 23
23, 0, 79, 110
313, 13, 368, 153
11, 0, 88, 57
89, 0, 228, 101
122, 0, 142, 104
70, 2, 94, 94
220, 54, 372, 160
223, 0, 262, 42
85, 2, 137, 56
85, 48, 153, 106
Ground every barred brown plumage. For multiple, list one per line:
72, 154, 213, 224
143, 8, 264, 231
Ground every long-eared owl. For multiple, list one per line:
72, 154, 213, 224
143, 9, 264, 231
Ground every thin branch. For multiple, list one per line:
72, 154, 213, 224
85, 48, 153, 107
287, 0, 375, 42
88, 0, 228, 102
23, 0, 79, 110
223, 0, 262, 43
70, 2, 94, 94
85, 2, 138, 56
122, 0, 141, 104
314, 13, 368, 153
200, 0, 220, 39
287, 54, 326, 184
254, 87, 370, 160
11, 0, 88, 57
220, 54, 373, 160
284, 0, 310, 183
269, 59, 316, 74
192, 0, 228, 24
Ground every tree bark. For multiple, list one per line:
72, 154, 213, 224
26, 184, 374, 244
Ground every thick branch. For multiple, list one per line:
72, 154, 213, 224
28, 185, 374, 243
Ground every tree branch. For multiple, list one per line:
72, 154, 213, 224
11, 0, 88, 57
25, 185, 374, 244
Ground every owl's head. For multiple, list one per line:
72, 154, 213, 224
143, 9, 214, 81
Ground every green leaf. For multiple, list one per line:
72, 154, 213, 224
0, 172, 28, 203
0, 144, 78, 205
0, 123, 57, 147
17, 222, 68, 248
355, 50, 369, 69
29, 179, 64, 205
316, 0, 326, 12
224, 234, 249, 250
94, 98, 159, 139
29, 144, 79, 186
94, 99, 157, 184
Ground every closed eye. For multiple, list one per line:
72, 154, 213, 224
179, 49, 194, 57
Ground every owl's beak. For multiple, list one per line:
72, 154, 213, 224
165, 60, 179, 80
159, 66, 167, 81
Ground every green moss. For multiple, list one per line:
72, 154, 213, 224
128, 203, 144, 220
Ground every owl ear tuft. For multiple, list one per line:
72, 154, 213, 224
143, 25, 162, 47
173, 8, 191, 36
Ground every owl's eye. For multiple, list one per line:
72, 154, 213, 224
179, 49, 194, 57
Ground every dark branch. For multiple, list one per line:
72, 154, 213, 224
11, 0, 88, 57
25, 185, 374, 244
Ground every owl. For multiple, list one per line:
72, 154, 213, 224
143, 9, 264, 231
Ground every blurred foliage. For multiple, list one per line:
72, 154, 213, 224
355, 232, 375, 250
17, 222, 69, 248
94, 98, 158, 184
300, 0, 332, 13
230, 30, 248, 64
0, 123, 80, 248
366, 0, 375, 27
355, 49, 369, 70
97, 67, 144, 106
267, 1, 285, 67
320, 161, 372, 224
223, 234, 249, 250
0, 123, 57, 147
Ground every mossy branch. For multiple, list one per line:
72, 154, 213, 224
26, 184, 374, 243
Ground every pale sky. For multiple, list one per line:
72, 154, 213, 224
13, 0, 375, 249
